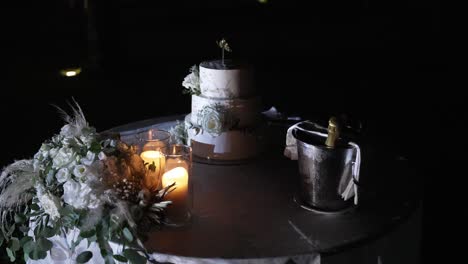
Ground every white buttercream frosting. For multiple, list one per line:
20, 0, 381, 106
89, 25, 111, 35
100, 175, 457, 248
199, 60, 254, 99
185, 114, 261, 160
188, 59, 261, 160
191, 95, 260, 129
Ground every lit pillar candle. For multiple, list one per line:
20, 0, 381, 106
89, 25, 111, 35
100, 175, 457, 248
162, 164, 189, 221
140, 150, 166, 190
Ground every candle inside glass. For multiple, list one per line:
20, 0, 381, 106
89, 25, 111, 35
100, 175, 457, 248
162, 159, 189, 221
140, 150, 166, 190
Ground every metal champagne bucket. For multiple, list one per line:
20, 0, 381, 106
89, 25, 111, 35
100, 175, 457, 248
293, 127, 355, 212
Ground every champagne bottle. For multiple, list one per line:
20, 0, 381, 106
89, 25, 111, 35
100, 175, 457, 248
325, 117, 339, 148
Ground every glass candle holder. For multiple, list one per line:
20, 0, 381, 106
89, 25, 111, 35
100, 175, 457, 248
161, 144, 193, 226
138, 129, 171, 191
137, 129, 171, 152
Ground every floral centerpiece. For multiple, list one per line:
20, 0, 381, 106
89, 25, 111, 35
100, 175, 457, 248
0, 103, 173, 263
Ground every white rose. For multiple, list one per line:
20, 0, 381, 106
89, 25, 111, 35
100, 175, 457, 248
60, 124, 77, 137
52, 147, 76, 169
198, 105, 226, 136
78, 183, 92, 197
73, 165, 88, 179
63, 180, 102, 209
56, 168, 71, 183
182, 72, 199, 90
81, 151, 96, 166
63, 180, 84, 208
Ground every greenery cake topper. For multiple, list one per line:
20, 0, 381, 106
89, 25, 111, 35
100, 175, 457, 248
182, 38, 233, 95
216, 38, 232, 66
0, 101, 174, 264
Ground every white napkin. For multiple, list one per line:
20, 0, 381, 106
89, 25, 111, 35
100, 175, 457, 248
284, 121, 361, 204
341, 142, 361, 204
284, 121, 327, 160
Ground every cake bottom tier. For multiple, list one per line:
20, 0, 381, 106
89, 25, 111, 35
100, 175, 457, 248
185, 115, 262, 161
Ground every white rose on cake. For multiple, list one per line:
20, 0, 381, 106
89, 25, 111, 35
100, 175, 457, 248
197, 104, 239, 136
200, 107, 224, 136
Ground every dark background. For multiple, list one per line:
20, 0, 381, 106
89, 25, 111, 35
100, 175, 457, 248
1, 0, 454, 262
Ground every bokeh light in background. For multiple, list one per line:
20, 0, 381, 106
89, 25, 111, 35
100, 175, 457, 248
60, 67, 82, 77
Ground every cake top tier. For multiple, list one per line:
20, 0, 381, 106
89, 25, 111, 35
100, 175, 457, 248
200, 59, 249, 70
199, 59, 254, 99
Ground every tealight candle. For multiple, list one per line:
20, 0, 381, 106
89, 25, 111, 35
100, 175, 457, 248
140, 150, 166, 190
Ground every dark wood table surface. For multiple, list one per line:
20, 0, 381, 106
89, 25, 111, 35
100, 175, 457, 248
109, 115, 422, 260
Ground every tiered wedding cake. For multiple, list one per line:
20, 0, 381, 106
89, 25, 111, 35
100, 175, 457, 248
184, 59, 262, 160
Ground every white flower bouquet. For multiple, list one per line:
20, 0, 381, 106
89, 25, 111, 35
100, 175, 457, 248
0, 103, 173, 263
182, 65, 201, 96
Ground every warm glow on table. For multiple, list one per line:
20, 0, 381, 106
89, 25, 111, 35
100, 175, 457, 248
140, 150, 166, 190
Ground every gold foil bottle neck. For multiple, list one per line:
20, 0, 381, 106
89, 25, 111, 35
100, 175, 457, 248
325, 117, 340, 148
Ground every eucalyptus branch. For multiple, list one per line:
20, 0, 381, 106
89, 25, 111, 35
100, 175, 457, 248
216, 38, 232, 65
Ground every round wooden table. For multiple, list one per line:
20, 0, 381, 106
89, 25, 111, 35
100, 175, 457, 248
109, 115, 422, 263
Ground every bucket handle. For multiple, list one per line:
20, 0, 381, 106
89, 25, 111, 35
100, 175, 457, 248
291, 120, 328, 139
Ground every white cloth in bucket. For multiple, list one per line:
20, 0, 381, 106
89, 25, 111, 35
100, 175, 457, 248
284, 121, 361, 205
